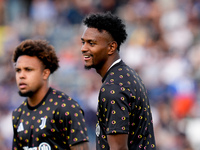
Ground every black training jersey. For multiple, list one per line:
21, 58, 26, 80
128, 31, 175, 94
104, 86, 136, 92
12, 87, 89, 150
96, 61, 156, 150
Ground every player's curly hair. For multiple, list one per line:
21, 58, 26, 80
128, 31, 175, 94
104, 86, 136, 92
83, 12, 127, 51
12, 39, 59, 74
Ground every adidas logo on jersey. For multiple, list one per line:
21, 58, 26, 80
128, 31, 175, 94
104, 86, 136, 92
17, 122, 24, 132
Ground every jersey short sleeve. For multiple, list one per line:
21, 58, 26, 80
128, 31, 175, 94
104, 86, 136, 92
99, 83, 131, 135
55, 99, 88, 147
12, 108, 22, 148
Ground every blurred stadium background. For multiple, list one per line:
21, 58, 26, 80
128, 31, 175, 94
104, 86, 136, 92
0, 0, 200, 149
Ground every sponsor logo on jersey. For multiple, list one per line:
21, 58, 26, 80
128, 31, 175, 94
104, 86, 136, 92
23, 146, 37, 150
17, 122, 24, 132
22, 142, 51, 150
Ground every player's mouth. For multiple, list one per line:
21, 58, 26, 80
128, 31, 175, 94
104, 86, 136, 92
19, 83, 27, 89
83, 54, 92, 61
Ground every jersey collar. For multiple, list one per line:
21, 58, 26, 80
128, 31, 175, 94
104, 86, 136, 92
107, 59, 121, 72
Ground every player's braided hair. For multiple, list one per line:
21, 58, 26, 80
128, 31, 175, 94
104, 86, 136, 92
13, 39, 59, 74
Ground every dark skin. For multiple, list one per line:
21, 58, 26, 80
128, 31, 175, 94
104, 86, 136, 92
71, 142, 89, 150
81, 27, 128, 150
108, 134, 128, 150
81, 28, 119, 77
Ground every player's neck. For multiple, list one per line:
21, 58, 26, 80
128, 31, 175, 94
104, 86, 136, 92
27, 86, 49, 107
96, 54, 120, 78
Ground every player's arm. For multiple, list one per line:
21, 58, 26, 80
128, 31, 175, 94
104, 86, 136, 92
12, 112, 21, 149
70, 141, 89, 150
107, 134, 128, 150
12, 131, 19, 149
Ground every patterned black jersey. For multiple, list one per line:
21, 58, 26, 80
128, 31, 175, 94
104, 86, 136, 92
12, 87, 89, 150
96, 61, 156, 150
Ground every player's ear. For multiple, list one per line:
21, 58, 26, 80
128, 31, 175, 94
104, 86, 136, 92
43, 68, 51, 80
108, 41, 118, 55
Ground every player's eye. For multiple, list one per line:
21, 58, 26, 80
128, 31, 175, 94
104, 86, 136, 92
81, 41, 85, 45
15, 68, 21, 73
25, 68, 32, 71
89, 42, 95, 46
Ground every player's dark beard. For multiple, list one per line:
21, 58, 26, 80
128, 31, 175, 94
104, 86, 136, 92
84, 61, 104, 70
84, 65, 93, 70
18, 90, 34, 97
84, 55, 94, 70
84, 64, 102, 70
83, 54, 105, 70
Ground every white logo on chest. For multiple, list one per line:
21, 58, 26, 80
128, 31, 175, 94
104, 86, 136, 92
39, 117, 47, 130
96, 123, 100, 137
17, 122, 24, 132
22, 142, 51, 150
39, 142, 51, 150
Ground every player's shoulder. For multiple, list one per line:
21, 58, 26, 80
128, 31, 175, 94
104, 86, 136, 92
104, 62, 137, 85
108, 61, 137, 78
49, 88, 70, 100
12, 100, 27, 116
49, 88, 83, 115
49, 87, 80, 106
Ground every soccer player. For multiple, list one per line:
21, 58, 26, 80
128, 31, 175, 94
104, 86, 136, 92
12, 39, 89, 150
81, 12, 156, 150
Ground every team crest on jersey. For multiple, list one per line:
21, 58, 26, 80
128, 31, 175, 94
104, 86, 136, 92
39, 142, 51, 150
96, 123, 100, 137
39, 117, 47, 130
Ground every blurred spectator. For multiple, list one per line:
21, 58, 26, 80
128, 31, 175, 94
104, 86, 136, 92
30, 0, 56, 22
0, 0, 200, 150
